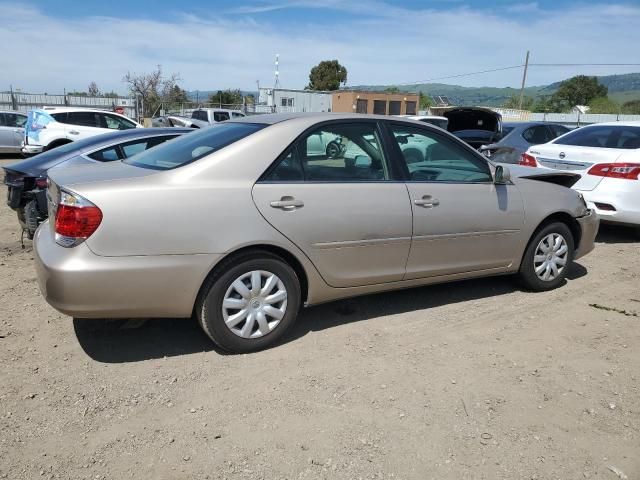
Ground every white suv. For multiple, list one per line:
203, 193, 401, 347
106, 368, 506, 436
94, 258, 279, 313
22, 107, 142, 155
190, 108, 245, 125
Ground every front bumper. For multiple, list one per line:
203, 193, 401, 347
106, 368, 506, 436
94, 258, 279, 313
22, 144, 44, 155
574, 209, 599, 260
34, 222, 222, 318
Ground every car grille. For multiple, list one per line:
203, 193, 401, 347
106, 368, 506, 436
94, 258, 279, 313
537, 158, 592, 171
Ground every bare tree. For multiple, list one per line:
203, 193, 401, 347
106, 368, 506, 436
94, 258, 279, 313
88, 81, 99, 97
123, 65, 181, 117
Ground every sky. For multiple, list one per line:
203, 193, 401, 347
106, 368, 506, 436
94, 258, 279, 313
2, 0, 639, 95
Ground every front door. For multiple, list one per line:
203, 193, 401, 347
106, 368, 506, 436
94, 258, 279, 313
252, 121, 413, 288
0, 112, 26, 152
387, 123, 525, 279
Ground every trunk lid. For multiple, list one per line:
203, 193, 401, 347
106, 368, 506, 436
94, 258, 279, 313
444, 107, 502, 149
528, 144, 625, 191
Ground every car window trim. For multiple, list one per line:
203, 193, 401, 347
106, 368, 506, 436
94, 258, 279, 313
382, 121, 494, 184
257, 118, 402, 184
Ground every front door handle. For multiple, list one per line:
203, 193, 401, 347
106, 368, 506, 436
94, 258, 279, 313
68, 130, 80, 135
414, 195, 440, 208
270, 196, 304, 210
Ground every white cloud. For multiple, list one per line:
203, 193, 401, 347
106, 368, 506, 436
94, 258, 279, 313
1, 1, 639, 94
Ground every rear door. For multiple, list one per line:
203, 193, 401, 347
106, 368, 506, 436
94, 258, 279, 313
387, 123, 524, 279
252, 120, 413, 288
58, 111, 109, 141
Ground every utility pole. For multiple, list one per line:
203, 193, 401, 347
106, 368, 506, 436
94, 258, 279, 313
518, 50, 530, 110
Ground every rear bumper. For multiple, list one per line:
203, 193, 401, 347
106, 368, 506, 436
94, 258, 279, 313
578, 180, 640, 226
574, 209, 599, 261
33, 222, 222, 318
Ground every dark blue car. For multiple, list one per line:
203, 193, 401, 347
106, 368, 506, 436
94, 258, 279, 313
3, 127, 193, 238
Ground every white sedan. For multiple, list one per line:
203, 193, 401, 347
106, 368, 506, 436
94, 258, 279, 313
520, 121, 640, 232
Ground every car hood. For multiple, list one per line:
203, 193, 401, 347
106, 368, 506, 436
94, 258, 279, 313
500, 163, 582, 188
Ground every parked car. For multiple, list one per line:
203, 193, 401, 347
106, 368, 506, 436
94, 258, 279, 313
151, 115, 210, 129
34, 113, 598, 353
4, 128, 191, 238
480, 122, 571, 164
397, 115, 449, 129
443, 107, 502, 150
191, 108, 246, 124
0, 110, 28, 154
22, 107, 142, 156
521, 121, 640, 231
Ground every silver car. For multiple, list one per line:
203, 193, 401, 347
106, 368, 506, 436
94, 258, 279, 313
34, 113, 599, 353
0, 110, 27, 154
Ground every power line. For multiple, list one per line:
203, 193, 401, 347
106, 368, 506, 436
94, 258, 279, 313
398, 65, 524, 85
530, 63, 640, 67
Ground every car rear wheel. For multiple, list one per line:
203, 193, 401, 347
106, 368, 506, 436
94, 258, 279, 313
196, 252, 301, 353
517, 222, 574, 291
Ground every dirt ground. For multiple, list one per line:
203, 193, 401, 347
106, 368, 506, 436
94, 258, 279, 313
0, 156, 639, 480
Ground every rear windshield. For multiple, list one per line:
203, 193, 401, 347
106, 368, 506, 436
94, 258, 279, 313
124, 122, 266, 170
553, 125, 640, 149
500, 126, 515, 137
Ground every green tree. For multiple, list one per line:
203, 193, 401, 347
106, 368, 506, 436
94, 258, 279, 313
621, 100, 640, 114
502, 94, 534, 110
550, 75, 607, 111
384, 86, 400, 93
587, 97, 620, 114
208, 89, 243, 106
88, 81, 99, 96
419, 92, 432, 110
306, 60, 347, 91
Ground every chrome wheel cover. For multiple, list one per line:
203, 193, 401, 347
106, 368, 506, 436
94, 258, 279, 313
533, 233, 568, 281
222, 270, 287, 339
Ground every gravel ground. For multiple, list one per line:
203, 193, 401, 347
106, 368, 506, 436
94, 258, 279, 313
1, 156, 639, 480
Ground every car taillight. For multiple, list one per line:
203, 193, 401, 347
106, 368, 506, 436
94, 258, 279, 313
519, 153, 538, 167
54, 190, 102, 247
587, 163, 640, 180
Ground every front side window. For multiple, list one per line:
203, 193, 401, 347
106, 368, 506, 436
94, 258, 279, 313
125, 122, 266, 170
390, 125, 492, 183
549, 124, 570, 138
192, 110, 208, 121
214, 112, 230, 122
263, 123, 389, 182
553, 125, 640, 149
104, 114, 136, 130
65, 111, 100, 128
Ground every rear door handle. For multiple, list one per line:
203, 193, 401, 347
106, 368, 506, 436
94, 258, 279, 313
414, 195, 440, 208
69, 130, 80, 135
270, 196, 304, 210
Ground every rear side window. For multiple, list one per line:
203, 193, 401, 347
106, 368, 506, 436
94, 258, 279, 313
103, 114, 136, 130
553, 125, 640, 149
125, 123, 266, 170
192, 111, 208, 121
65, 112, 101, 128
522, 125, 553, 144
549, 124, 570, 137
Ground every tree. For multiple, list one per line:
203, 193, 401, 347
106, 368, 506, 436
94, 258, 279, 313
587, 97, 620, 114
123, 65, 181, 117
306, 60, 347, 91
208, 89, 244, 106
419, 92, 432, 110
502, 94, 533, 110
622, 100, 640, 114
550, 75, 607, 111
88, 81, 99, 97
384, 87, 400, 93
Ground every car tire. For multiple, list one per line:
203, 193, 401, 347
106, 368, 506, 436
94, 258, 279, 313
196, 251, 301, 353
517, 222, 574, 292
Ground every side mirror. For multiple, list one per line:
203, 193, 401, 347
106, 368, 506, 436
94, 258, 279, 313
494, 165, 511, 184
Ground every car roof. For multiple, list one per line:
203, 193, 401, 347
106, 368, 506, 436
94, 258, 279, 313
230, 112, 432, 127
577, 121, 640, 127
402, 115, 448, 121
0, 110, 26, 115
38, 106, 129, 115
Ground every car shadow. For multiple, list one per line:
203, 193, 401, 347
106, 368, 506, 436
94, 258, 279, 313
73, 262, 588, 363
596, 224, 638, 244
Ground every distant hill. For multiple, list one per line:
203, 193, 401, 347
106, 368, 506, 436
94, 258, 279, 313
350, 73, 640, 107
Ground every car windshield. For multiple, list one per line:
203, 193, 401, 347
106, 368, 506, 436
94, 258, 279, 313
553, 125, 640, 149
124, 122, 266, 170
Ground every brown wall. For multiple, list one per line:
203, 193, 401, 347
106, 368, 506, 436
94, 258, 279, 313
331, 91, 420, 115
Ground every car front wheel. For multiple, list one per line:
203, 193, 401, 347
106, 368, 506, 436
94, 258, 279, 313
196, 252, 301, 353
517, 222, 575, 291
